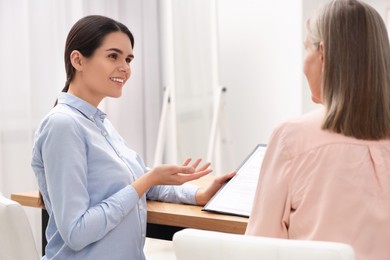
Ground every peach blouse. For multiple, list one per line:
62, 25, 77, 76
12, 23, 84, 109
246, 109, 390, 260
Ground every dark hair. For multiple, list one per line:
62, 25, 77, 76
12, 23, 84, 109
54, 15, 134, 105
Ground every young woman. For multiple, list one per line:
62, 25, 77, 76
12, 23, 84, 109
245, 1, 390, 259
31, 15, 234, 260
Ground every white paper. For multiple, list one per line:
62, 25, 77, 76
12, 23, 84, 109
203, 144, 266, 217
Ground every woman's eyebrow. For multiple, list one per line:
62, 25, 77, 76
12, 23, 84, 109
106, 48, 134, 58
106, 48, 123, 54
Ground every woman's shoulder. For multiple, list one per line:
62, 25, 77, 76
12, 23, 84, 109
271, 109, 343, 157
274, 109, 324, 138
37, 105, 85, 134
272, 108, 390, 158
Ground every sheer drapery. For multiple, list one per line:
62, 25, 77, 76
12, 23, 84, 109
0, 0, 161, 255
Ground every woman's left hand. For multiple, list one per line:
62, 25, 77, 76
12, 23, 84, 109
195, 170, 236, 206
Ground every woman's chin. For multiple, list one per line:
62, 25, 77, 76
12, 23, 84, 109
311, 96, 322, 104
110, 92, 123, 99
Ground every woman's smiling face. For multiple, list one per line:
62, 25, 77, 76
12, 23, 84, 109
69, 31, 134, 107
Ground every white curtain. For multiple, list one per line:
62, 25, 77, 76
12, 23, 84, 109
0, 0, 161, 255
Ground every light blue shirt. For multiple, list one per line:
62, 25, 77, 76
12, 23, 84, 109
31, 93, 198, 260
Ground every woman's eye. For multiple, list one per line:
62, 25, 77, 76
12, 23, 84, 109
126, 58, 132, 64
108, 53, 118, 60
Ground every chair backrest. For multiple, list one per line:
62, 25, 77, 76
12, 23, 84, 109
173, 229, 355, 260
0, 194, 40, 260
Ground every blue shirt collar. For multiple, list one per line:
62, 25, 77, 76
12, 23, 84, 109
57, 92, 106, 122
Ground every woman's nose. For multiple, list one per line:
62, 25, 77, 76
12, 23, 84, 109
118, 65, 130, 73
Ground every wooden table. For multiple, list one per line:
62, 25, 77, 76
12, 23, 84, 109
146, 200, 247, 239
11, 178, 248, 253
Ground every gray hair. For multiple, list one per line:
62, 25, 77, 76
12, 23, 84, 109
307, 0, 390, 140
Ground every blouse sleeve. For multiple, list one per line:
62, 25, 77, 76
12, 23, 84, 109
245, 125, 292, 238
146, 183, 199, 205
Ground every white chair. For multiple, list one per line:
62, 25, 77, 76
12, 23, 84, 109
173, 229, 355, 260
0, 193, 40, 260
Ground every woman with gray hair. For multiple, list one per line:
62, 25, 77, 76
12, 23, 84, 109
246, 1, 390, 259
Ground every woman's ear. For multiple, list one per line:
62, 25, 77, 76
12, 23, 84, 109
70, 50, 83, 71
319, 42, 325, 65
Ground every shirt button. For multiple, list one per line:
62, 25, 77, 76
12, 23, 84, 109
102, 131, 107, 136
89, 115, 94, 119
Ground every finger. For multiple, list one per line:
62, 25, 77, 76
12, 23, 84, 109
227, 170, 237, 178
218, 171, 236, 183
197, 162, 211, 171
193, 169, 213, 179
182, 158, 192, 166
197, 168, 213, 177
190, 158, 202, 169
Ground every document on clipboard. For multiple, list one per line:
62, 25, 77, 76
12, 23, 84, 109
202, 144, 266, 218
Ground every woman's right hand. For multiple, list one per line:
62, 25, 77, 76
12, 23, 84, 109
148, 158, 212, 186
131, 158, 212, 197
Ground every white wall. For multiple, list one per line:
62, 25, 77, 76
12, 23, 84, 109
217, 0, 303, 172
168, 0, 217, 164
170, 0, 303, 173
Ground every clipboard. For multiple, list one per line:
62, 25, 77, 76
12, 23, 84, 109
202, 144, 266, 218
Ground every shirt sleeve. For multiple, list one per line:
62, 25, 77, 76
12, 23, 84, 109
39, 113, 139, 251
146, 184, 199, 205
245, 126, 292, 238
